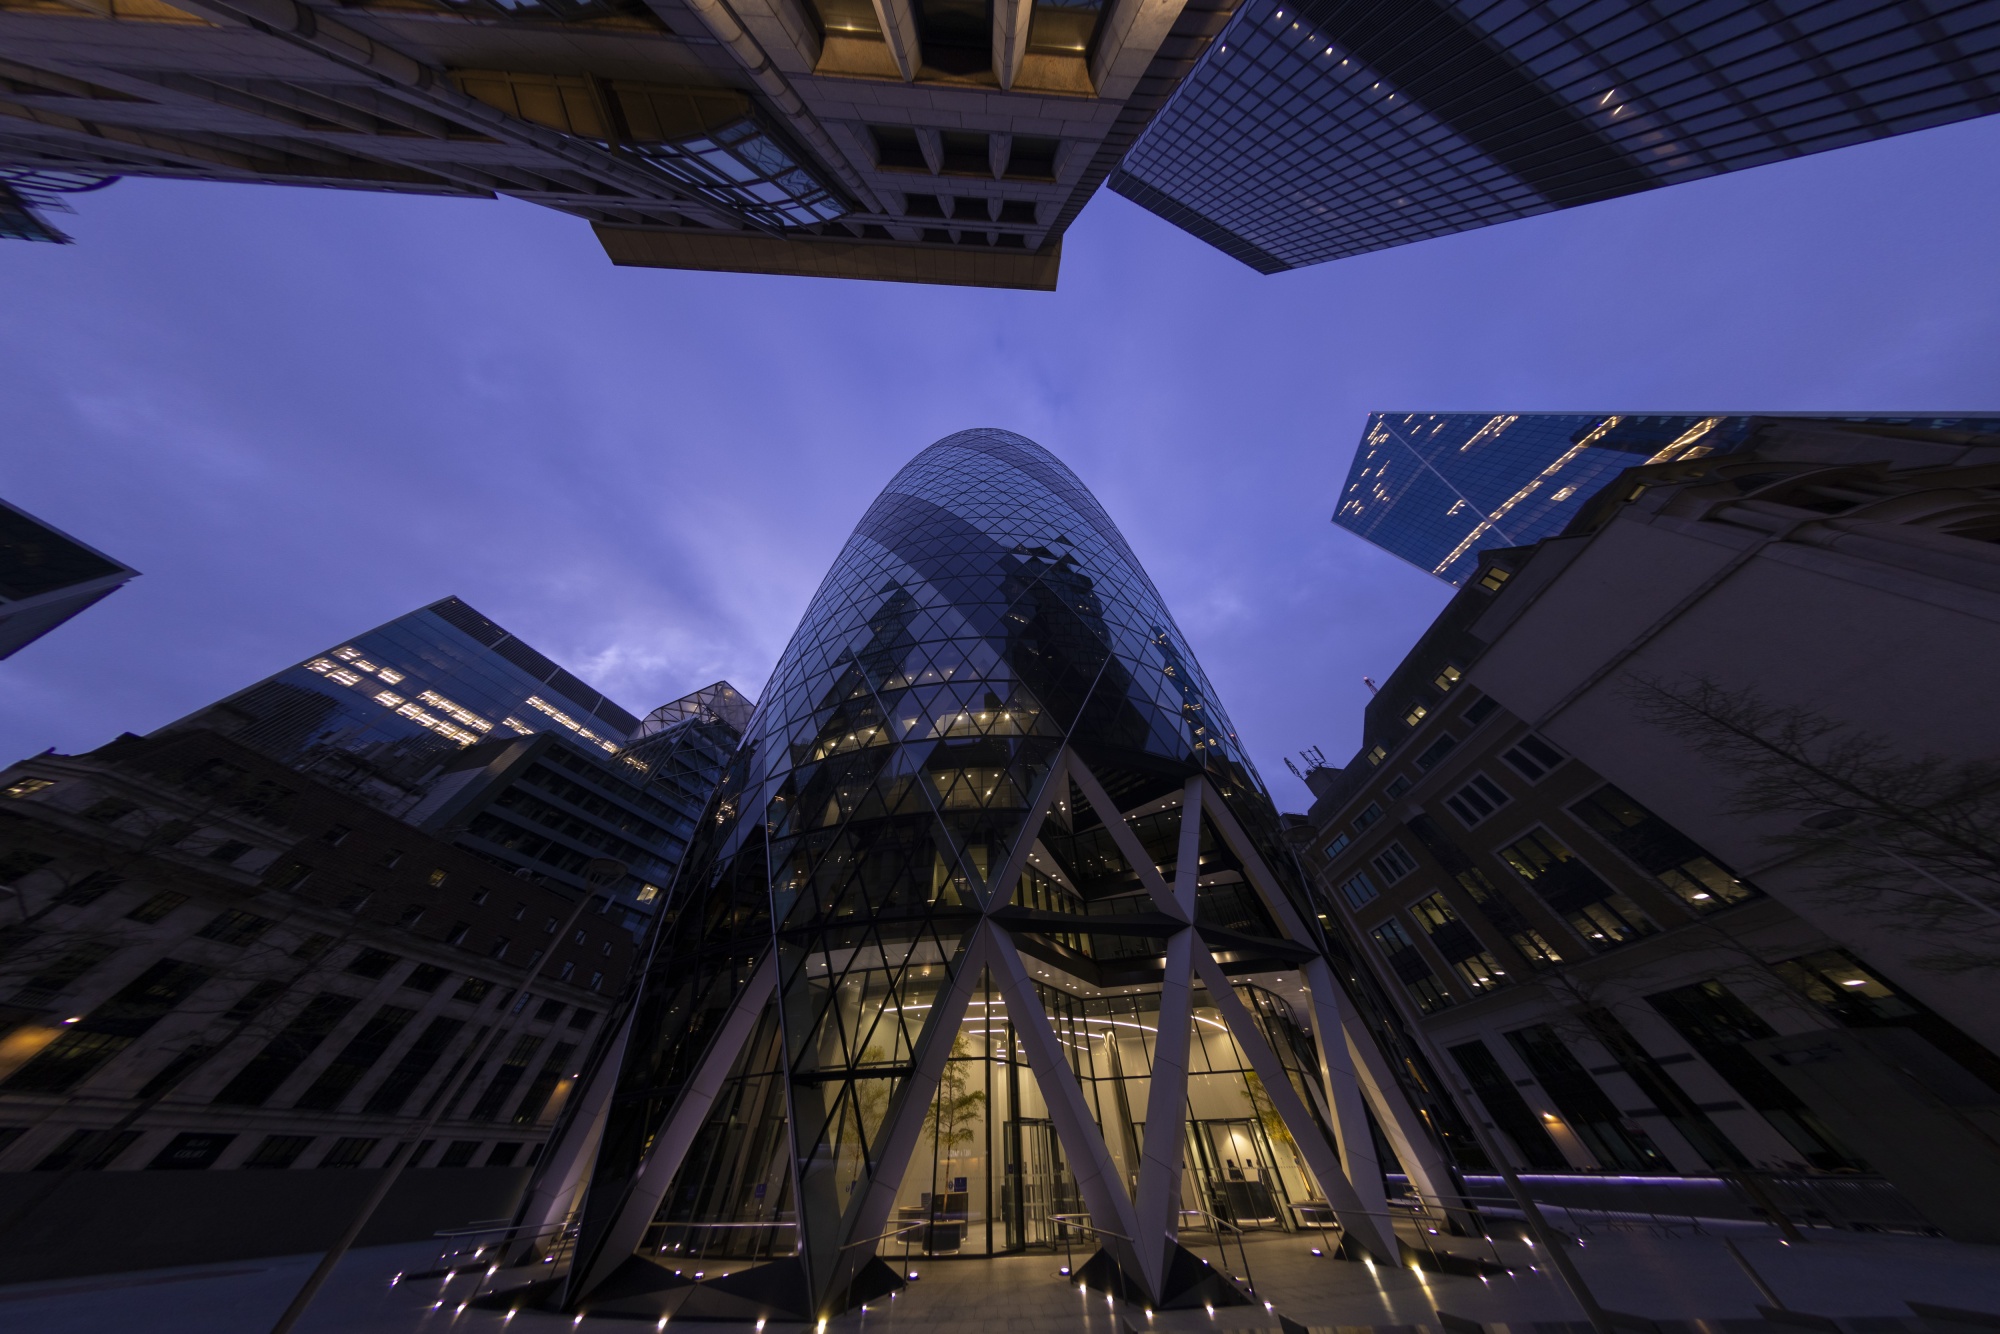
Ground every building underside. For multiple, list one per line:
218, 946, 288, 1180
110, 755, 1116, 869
0, 0, 1233, 287
497, 429, 1473, 1321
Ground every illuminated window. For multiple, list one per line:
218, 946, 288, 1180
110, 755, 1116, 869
1476, 566, 1512, 592
1365, 745, 1387, 765
502, 717, 535, 735
351, 659, 380, 673
525, 697, 617, 753
377, 668, 405, 685
4, 777, 54, 798
636, 883, 661, 903
327, 669, 362, 686
1403, 703, 1428, 727
418, 691, 494, 733
1433, 664, 1462, 691
374, 691, 406, 708
332, 647, 362, 661
305, 659, 337, 674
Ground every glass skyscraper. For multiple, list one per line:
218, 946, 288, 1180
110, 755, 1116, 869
162, 597, 748, 919
171, 596, 644, 815
0, 494, 136, 659
530, 430, 1473, 1323
1112, 0, 2000, 272
1336, 412, 2000, 585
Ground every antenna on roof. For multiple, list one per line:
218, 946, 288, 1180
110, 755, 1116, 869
1363, 676, 1379, 695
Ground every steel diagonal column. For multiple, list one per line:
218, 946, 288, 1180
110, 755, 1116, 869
1197, 784, 1462, 1219
1168, 776, 1201, 919
572, 953, 779, 1299
1187, 947, 1397, 1260
1297, 957, 1393, 1225
1068, 759, 1176, 909
826, 921, 997, 1305
977, 749, 1070, 912
510, 1005, 639, 1259
1131, 926, 1194, 1294
985, 932, 1147, 1284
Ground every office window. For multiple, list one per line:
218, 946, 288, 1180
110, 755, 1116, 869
1352, 803, 1383, 832
1321, 831, 1350, 859
1464, 696, 1499, 726
4, 777, 55, 798
1569, 784, 1756, 912
223, 980, 287, 1023
486, 1142, 523, 1167
403, 964, 452, 993
14, 942, 117, 1005
1414, 734, 1457, 771
197, 909, 275, 946
567, 1008, 597, 1031
1448, 1040, 1568, 1171
1410, 892, 1508, 994
454, 976, 492, 1003
1500, 734, 1565, 782
319, 1137, 378, 1168
292, 933, 335, 960
1433, 665, 1462, 691
1498, 831, 1655, 950
321, 824, 352, 846
345, 949, 399, 979
126, 891, 188, 923
1370, 842, 1418, 885
1364, 745, 1386, 766
1403, 703, 1428, 727
147, 1132, 235, 1170
212, 993, 360, 1107
869, 125, 926, 171
1505, 1025, 1667, 1172
362, 1016, 466, 1116
244, 1134, 314, 1169
438, 1139, 483, 1168
35, 1128, 140, 1171
1384, 775, 1412, 799
294, 1004, 417, 1111
1369, 918, 1452, 1014
470, 1035, 544, 1121
81, 798, 138, 823
1003, 135, 1058, 180
1476, 566, 1512, 592
56, 870, 124, 906
1445, 774, 1511, 827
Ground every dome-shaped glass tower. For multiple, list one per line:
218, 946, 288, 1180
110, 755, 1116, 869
539, 430, 1461, 1320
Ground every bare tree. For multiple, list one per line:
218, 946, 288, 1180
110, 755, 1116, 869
1626, 674, 2000, 971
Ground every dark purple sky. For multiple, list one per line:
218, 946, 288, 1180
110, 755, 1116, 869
5, 114, 1999, 811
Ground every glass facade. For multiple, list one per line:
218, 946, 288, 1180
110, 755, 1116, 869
171, 596, 642, 815
1334, 412, 2000, 585
162, 599, 748, 919
555, 430, 1467, 1320
1111, 0, 2000, 271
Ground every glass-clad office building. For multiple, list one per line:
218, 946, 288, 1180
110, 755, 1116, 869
172, 595, 643, 813
1336, 412, 2000, 585
536, 430, 1474, 1323
1112, 0, 2000, 272
159, 598, 750, 921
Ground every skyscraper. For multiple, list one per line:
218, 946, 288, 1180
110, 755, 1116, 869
523, 429, 1470, 1322
1334, 412, 2000, 585
1112, 0, 2000, 272
162, 596, 746, 919
0, 0, 1232, 288
0, 495, 137, 660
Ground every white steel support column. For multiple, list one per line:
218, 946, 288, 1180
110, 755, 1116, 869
832, 922, 997, 1297
573, 954, 779, 1297
1131, 926, 1194, 1293
1189, 947, 1399, 1260
986, 931, 1147, 1282
511, 1005, 637, 1259
1198, 785, 1462, 1220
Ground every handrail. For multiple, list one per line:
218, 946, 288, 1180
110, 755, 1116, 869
1047, 1213, 1130, 1241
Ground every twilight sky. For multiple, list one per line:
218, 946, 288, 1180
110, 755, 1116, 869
5, 113, 1999, 811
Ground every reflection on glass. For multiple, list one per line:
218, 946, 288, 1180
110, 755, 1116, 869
1027, 0, 1103, 57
